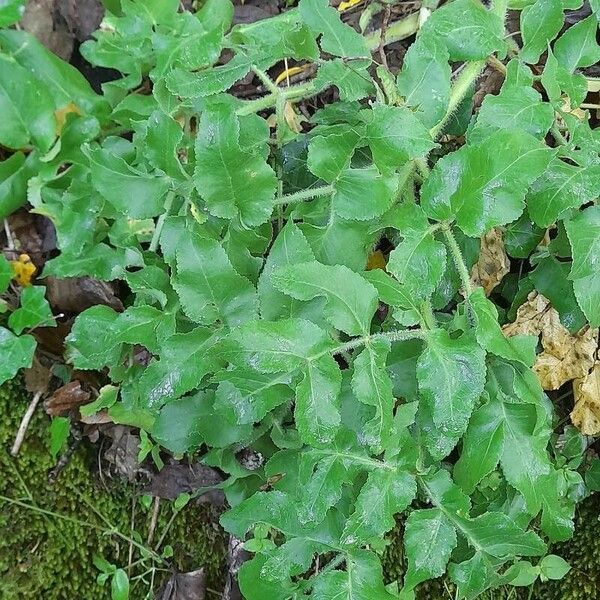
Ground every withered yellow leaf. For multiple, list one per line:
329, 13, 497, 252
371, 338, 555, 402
571, 363, 600, 435
54, 102, 82, 136
503, 292, 598, 390
366, 250, 386, 271
10, 253, 36, 287
338, 0, 363, 10
283, 102, 303, 134
470, 227, 510, 296
275, 64, 311, 86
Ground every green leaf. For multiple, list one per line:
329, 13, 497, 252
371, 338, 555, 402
421, 0, 505, 61
296, 355, 341, 446
342, 468, 416, 544
499, 399, 552, 514
49, 416, 70, 461
299, 0, 369, 58
85, 146, 170, 219
272, 261, 378, 335
402, 508, 457, 591
554, 15, 600, 72
228, 318, 334, 373
363, 269, 423, 322
520, 0, 564, 64
140, 110, 184, 179
8, 286, 54, 335
417, 329, 486, 442
0, 0, 24, 26
364, 105, 436, 173
314, 59, 375, 101
213, 368, 292, 424
527, 159, 600, 227
0, 30, 108, 118
310, 551, 397, 600
470, 82, 554, 142
172, 232, 258, 328
539, 554, 571, 580
66, 306, 123, 371
80, 385, 119, 418
297, 451, 348, 524
351, 338, 395, 450
448, 552, 492, 600
504, 214, 545, 258
565, 205, 600, 326
0, 151, 36, 219
332, 166, 398, 221
111, 568, 129, 600
469, 287, 537, 366
0, 254, 11, 293
151, 393, 205, 454
0, 55, 56, 152
0, 328, 35, 385
453, 396, 504, 493
565, 205, 600, 281
387, 203, 446, 301
139, 329, 223, 409
397, 32, 451, 129
424, 129, 554, 237
529, 257, 586, 332
258, 221, 317, 321
307, 123, 363, 182
456, 512, 546, 557
194, 107, 277, 227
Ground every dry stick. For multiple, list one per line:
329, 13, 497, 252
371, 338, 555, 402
11, 391, 43, 457
378, 4, 392, 70
147, 495, 161, 545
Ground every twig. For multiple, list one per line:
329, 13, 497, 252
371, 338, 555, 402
378, 4, 391, 69
147, 496, 160, 545
3, 218, 15, 250
11, 391, 43, 457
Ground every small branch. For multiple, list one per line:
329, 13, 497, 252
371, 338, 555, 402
441, 222, 473, 297
4, 219, 15, 250
251, 65, 279, 95
11, 391, 43, 457
149, 191, 175, 253
147, 496, 160, 545
430, 60, 486, 139
274, 184, 334, 205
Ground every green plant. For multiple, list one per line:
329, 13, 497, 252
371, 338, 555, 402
0, 0, 599, 598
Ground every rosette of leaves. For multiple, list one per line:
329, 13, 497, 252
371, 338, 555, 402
1, 0, 600, 598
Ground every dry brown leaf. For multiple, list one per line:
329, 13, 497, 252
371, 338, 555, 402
23, 356, 51, 394
45, 380, 90, 416
366, 250, 386, 271
502, 292, 598, 390
470, 228, 510, 296
571, 363, 600, 435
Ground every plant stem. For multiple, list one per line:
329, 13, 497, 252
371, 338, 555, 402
430, 60, 485, 139
237, 12, 420, 117
236, 81, 318, 116
326, 328, 427, 359
149, 191, 175, 253
274, 184, 334, 205
251, 65, 279, 95
441, 222, 473, 297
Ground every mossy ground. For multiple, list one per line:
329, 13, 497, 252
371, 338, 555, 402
0, 381, 226, 599
1, 381, 598, 599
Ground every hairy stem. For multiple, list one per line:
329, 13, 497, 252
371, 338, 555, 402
149, 191, 175, 253
430, 60, 485, 139
442, 222, 473, 297
274, 184, 334, 205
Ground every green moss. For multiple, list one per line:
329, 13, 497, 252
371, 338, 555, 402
381, 496, 600, 600
0, 381, 227, 599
